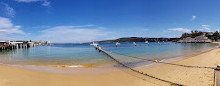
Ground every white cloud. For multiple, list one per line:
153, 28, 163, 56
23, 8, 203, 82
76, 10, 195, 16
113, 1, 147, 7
14, 0, 45, 3
201, 25, 211, 31
1, 3, 15, 17
38, 25, 112, 43
42, 0, 50, 6
168, 28, 191, 32
32, 25, 51, 28
201, 25, 209, 27
192, 16, 196, 20
0, 17, 24, 40
204, 28, 210, 30
14, 0, 51, 7
14, 0, 41, 3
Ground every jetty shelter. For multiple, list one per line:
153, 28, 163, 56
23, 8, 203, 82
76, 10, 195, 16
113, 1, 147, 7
0, 41, 9, 46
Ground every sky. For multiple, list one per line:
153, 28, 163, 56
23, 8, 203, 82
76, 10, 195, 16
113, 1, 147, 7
0, 0, 220, 43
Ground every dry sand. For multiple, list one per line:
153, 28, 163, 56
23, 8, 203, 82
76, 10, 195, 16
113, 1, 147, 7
1, 48, 220, 86
140, 47, 220, 86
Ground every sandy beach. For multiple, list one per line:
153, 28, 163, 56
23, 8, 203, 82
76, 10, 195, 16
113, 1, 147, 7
1, 47, 220, 86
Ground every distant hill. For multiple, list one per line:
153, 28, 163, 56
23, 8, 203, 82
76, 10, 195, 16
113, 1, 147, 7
96, 37, 180, 43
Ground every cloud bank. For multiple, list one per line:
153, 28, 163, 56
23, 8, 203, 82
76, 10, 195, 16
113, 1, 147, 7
200, 25, 211, 32
168, 28, 190, 32
14, 0, 50, 7
1, 3, 15, 17
0, 17, 24, 40
38, 25, 111, 43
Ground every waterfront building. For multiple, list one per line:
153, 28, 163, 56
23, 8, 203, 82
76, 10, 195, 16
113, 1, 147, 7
177, 35, 212, 43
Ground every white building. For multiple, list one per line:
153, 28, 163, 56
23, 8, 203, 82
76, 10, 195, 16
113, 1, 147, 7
178, 35, 212, 43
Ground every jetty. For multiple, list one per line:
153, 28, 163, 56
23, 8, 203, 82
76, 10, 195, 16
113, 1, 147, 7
0, 40, 50, 50
0, 41, 31, 50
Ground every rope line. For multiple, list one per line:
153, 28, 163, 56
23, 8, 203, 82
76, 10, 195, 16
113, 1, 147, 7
111, 52, 215, 69
94, 46, 184, 86
97, 44, 218, 86
99, 43, 174, 48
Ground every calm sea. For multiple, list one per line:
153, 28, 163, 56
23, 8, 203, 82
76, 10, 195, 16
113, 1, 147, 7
0, 42, 218, 66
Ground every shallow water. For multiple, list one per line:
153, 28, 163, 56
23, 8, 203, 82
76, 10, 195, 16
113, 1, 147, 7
0, 42, 218, 66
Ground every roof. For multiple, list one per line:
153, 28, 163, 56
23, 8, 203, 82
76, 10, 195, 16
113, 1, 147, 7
197, 35, 205, 37
193, 32, 199, 34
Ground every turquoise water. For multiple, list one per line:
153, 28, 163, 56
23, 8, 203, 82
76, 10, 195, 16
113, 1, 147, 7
0, 42, 218, 66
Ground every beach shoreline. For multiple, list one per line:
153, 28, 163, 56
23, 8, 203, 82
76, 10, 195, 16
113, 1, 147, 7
0, 45, 218, 75
135, 45, 219, 69
1, 46, 220, 86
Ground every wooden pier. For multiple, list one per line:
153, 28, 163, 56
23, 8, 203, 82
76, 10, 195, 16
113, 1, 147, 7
0, 45, 16, 50
0, 43, 31, 50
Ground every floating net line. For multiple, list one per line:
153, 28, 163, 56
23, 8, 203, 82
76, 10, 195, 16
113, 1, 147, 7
94, 45, 218, 86
95, 46, 184, 86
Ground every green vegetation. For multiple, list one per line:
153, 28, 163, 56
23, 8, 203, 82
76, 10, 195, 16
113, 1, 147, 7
180, 30, 220, 41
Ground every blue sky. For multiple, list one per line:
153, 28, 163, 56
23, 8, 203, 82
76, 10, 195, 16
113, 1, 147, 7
0, 0, 220, 43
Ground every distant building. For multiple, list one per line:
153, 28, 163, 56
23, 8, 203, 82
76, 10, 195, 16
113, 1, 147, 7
35, 40, 51, 45
177, 35, 212, 43
203, 32, 214, 36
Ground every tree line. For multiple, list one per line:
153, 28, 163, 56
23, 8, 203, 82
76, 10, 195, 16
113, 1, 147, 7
181, 30, 220, 41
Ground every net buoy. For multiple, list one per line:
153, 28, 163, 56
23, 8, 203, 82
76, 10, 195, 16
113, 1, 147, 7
154, 60, 158, 63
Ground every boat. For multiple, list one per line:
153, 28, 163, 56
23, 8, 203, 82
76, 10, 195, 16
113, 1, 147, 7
90, 42, 98, 46
133, 42, 136, 46
145, 41, 149, 44
116, 42, 120, 46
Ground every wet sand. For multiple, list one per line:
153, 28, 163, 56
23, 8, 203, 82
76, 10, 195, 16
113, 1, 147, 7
1, 47, 220, 86
140, 47, 220, 86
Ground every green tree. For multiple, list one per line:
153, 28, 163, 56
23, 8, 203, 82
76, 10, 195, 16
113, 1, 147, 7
181, 30, 203, 38
181, 33, 192, 38
213, 31, 220, 41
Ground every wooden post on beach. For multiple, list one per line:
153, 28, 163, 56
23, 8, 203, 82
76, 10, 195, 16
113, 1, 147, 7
215, 64, 220, 86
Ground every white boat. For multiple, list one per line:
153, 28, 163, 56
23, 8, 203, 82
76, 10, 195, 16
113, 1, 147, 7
90, 42, 98, 46
133, 42, 136, 46
116, 42, 120, 46
145, 41, 149, 44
